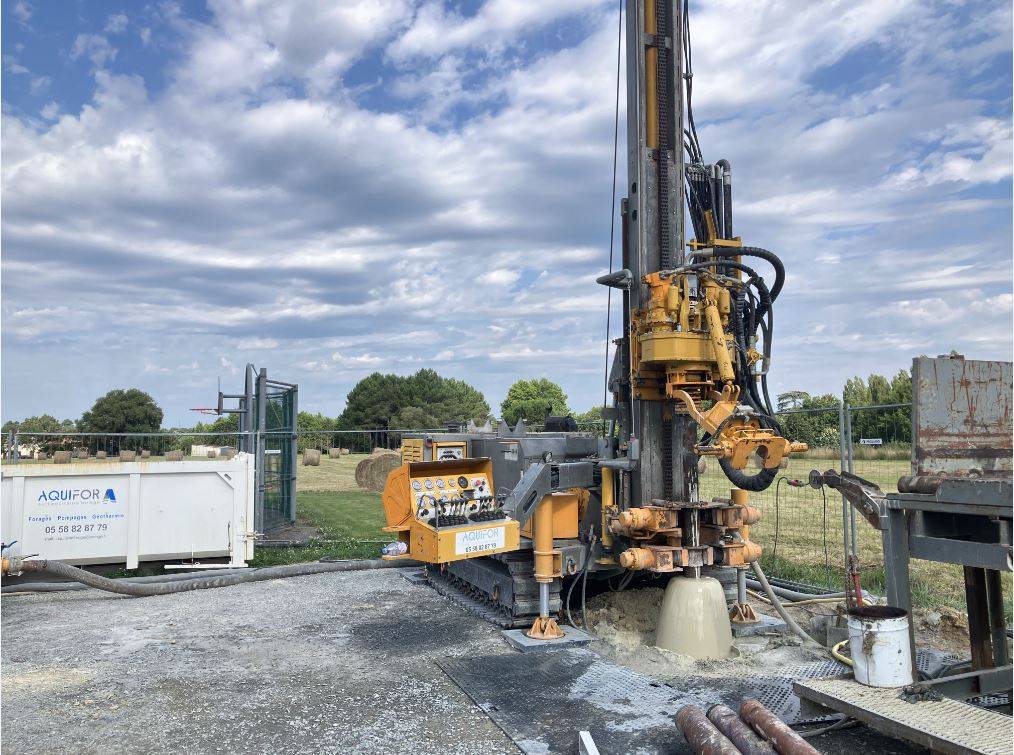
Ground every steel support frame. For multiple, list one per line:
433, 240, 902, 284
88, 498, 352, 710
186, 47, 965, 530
882, 496, 1012, 698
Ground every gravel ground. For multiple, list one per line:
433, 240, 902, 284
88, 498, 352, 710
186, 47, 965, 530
1, 568, 518, 755
2, 569, 928, 755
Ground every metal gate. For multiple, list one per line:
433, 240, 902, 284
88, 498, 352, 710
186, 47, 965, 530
229, 365, 298, 533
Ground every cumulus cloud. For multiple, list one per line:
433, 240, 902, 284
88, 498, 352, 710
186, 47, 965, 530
1, 0, 1011, 422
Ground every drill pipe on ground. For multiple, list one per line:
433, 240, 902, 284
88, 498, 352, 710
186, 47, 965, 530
676, 705, 743, 754
739, 699, 819, 755
706, 704, 775, 755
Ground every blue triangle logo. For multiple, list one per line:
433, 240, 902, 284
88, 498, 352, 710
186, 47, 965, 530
104, 489, 116, 502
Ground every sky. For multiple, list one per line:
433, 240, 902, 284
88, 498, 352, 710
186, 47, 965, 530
2, 0, 1012, 428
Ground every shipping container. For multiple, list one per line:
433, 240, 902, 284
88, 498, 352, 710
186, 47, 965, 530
1, 454, 255, 568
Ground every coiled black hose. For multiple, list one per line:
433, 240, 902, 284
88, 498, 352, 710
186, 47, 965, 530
719, 459, 777, 491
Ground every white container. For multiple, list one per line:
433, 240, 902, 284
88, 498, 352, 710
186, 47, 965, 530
847, 605, 914, 687
1, 454, 255, 568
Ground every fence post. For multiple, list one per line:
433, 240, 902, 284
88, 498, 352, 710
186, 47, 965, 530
844, 404, 858, 557
837, 404, 850, 581
12, 432, 20, 463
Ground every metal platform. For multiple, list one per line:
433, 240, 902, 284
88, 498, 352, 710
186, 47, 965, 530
794, 676, 1013, 755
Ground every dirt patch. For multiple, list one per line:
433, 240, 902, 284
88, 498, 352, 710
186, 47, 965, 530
3, 667, 93, 692
584, 587, 827, 686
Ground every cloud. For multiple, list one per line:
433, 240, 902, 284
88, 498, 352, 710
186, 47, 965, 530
12, 1, 31, 27
1, 0, 1010, 424
105, 13, 128, 34
70, 34, 117, 67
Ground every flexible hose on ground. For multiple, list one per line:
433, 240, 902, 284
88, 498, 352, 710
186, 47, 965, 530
748, 560, 819, 646
830, 639, 854, 667
4, 558, 421, 598
744, 578, 874, 603
2, 567, 259, 593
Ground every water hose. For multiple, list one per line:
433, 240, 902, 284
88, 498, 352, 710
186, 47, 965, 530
748, 560, 819, 646
744, 578, 873, 603
831, 639, 854, 667
2, 558, 421, 598
2, 567, 259, 593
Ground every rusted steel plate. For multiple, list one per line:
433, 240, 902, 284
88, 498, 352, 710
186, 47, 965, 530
912, 357, 1012, 477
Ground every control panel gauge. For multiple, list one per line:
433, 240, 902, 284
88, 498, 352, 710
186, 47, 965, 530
411, 480, 421, 491
424, 479, 434, 490
457, 475, 469, 489
435, 478, 445, 489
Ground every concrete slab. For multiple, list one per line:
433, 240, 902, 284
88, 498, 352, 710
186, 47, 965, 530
501, 625, 592, 652
731, 613, 789, 637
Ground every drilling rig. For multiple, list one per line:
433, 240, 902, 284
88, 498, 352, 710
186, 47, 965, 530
380, 0, 806, 652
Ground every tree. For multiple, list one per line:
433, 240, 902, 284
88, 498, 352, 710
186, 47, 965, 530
777, 393, 841, 449
842, 370, 912, 444
573, 407, 603, 425
777, 390, 810, 412
2, 415, 77, 455
79, 389, 163, 434
338, 369, 489, 429
500, 379, 570, 426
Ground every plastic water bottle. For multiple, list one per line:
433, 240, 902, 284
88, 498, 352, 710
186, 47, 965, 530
381, 541, 408, 557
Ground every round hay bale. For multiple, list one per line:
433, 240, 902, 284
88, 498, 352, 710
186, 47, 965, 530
140, 450, 151, 459
119, 450, 137, 462
166, 450, 184, 461
355, 449, 400, 492
74, 449, 89, 459
222, 448, 237, 459
340, 447, 350, 455
36, 451, 48, 461
303, 449, 321, 466
96, 451, 107, 459
53, 451, 71, 464
327, 447, 340, 459
207, 450, 217, 458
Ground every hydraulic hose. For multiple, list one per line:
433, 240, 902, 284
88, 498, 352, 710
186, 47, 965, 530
720, 459, 777, 492
749, 560, 818, 646
692, 247, 785, 306
3, 558, 421, 598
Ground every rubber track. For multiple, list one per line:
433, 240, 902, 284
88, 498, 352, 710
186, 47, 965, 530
427, 568, 531, 628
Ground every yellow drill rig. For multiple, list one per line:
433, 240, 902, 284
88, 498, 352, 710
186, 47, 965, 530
379, 0, 806, 650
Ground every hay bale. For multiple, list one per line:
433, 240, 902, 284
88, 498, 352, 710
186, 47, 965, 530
340, 448, 350, 455
140, 450, 151, 459
36, 451, 48, 461
222, 448, 237, 459
166, 450, 184, 461
303, 449, 321, 466
327, 447, 341, 459
207, 450, 217, 458
74, 449, 89, 459
53, 451, 71, 464
119, 450, 137, 462
96, 451, 107, 459
354, 449, 400, 492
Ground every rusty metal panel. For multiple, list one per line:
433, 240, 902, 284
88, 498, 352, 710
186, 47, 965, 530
912, 356, 1013, 477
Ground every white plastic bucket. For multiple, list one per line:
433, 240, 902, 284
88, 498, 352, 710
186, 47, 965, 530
847, 606, 913, 687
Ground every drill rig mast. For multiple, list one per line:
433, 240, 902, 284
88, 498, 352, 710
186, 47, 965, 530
380, 0, 806, 637
600, 0, 803, 506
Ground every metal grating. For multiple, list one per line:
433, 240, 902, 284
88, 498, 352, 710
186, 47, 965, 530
795, 675, 1013, 755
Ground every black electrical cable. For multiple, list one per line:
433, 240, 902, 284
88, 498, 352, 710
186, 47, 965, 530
600, 0, 623, 435
773, 476, 784, 562
821, 485, 831, 589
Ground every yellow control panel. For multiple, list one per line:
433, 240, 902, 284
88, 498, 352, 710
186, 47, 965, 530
382, 458, 520, 564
